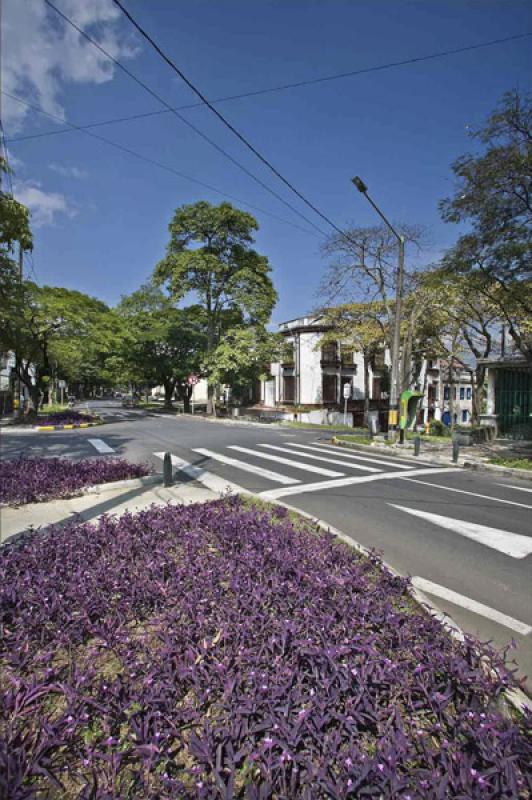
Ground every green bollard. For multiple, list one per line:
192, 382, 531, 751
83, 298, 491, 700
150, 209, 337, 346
452, 436, 460, 464
163, 451, 173, 486
414, 435, 421, 456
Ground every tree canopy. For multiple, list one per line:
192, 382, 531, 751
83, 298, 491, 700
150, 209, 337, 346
440, 89, 532, 366
155, 201, 277, 411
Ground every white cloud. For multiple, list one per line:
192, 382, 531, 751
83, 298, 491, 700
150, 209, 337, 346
14, 180, 76, 227
49, 162, 88, 179
1, 0, 139, 131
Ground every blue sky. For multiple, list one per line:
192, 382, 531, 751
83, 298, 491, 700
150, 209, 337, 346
3, 0, 531, 323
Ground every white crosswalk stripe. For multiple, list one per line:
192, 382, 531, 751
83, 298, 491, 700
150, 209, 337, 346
88, 438, 114, 454
193, 448, 300, 485
229, 445, 344, 477
412, 577, 532, 636
259, 443, 381, 472
391, 504, 532, 559
289, 442, 416, 470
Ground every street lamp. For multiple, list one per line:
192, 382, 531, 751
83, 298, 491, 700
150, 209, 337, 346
351, 176, 405, 441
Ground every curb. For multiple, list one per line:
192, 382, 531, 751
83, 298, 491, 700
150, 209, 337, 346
3, 420, 103, 433
34, 420, 102, 432
83, 474, 160, 494
331, 436, 454, 467
271, 498, 530, 716
463, 461, 532, 483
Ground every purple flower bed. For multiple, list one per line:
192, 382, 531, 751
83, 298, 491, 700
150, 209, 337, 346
0, 498, 529, 799
0, 457, 150, 505
34, 410, 100, 426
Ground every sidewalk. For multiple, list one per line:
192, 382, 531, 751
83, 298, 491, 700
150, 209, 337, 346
1, 479, 216, 545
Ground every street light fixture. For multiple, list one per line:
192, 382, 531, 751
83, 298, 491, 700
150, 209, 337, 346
351, 176, 405, 441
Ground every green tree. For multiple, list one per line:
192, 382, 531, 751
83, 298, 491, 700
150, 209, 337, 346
440, 89, 532, 367
117, 284, 205, 410
320, 302, 387, 425
154, 201, 277, 413
2, 283, 117, 411
1, 158, 33, 411
204, 326, 282, 410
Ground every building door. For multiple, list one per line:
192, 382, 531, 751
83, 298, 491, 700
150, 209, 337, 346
322, 374, 338, 403
283, 376, 295, 403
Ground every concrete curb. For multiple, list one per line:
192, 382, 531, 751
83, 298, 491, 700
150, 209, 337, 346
463, 461, 532, 482
271, 498, 531, 716
3, 420, 103, 433
331, 436, 455, 467
83, 474, 160, 494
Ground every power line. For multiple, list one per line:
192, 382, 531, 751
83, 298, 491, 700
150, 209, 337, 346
110, 0, 355, 241
42, 0, 326, 237
3, 91, 321, 238
8, 29, 531, 147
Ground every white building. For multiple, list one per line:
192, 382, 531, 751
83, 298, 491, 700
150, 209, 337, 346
260, 315, 474, 428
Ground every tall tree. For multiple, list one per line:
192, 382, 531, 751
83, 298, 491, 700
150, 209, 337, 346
117, 284, 205, 411
154, 201, 277, 413
440, 89, 532, 367
319, 223, 425, 395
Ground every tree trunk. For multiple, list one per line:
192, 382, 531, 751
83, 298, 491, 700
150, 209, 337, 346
363, 353, 370, 427
207, 382, 217, 416
183, 384, 192, 414
163, 380, 175, 410
471, 365, 485, 426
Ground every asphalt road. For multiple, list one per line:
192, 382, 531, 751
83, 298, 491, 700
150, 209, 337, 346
3, 400, 531, 687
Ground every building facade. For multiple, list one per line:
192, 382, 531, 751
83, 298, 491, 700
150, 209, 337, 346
260, 316, 474, 427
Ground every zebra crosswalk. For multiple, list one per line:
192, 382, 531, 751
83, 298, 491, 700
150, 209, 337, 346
153, 440, 452, 499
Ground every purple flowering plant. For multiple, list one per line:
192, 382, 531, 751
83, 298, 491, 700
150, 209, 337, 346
31, 410, 100, 426
0, 497, 530, 798
0, 457, 150, 506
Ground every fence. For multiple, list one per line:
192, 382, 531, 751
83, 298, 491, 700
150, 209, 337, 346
495, 368, 532, 439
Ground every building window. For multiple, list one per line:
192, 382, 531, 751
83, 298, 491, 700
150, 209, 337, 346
321, 344, 338, 364
466, 387, 472, 400
281, 342, 295, 366
462, 410, 468, 423
444, 386, 449, 400
460, 387, 465, 400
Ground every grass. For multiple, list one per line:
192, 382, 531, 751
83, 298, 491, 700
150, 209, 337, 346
487, 457, 532, 470
334, 434, 373, 446
282, 421, 370, 432
39, 403, 69, 414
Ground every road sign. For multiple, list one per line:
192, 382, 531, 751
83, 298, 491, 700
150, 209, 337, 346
187, 374, 200, 386
343, 382, 351, 399
58, 380, 67, 389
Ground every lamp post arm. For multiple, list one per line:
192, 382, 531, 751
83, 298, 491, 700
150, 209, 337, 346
363, 191, 403, 244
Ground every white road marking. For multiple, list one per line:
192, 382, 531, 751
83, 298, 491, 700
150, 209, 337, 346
390, 504, 532, 559
193, 448, 300, 485
412, 577, 532, 636
497, 483, 532, 494
229, 445, 343, 477
88, 438, 114, 454
400, 477, 532, 510
153, 452, 246, 495
260, 467, 461, 500
297, 442, 417, 470
260, 443, 381, 472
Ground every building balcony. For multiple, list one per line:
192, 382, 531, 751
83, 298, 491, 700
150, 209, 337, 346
320, 357, 341, 367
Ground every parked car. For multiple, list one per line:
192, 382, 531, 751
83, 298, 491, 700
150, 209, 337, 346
121, 394, 139, 408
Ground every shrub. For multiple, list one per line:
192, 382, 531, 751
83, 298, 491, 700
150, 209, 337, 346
0, 498, 529, 798
429, 419, 450, 437
0, 457, 150, 505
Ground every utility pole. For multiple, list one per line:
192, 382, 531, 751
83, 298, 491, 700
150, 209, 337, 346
351, 176, 405, 440
14, 244, 23, 415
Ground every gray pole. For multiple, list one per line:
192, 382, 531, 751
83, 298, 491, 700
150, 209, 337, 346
389, 235, 405, 439
351, 177, 405, 441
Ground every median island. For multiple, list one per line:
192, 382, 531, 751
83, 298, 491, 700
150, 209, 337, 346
1, 496, 529, 798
